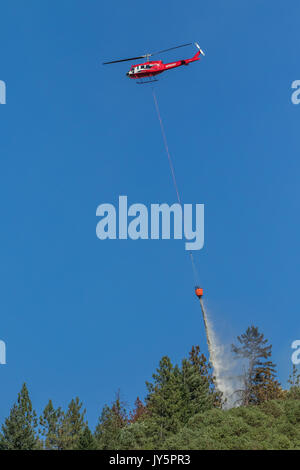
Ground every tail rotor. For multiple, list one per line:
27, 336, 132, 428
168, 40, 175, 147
195, 42, 205, 56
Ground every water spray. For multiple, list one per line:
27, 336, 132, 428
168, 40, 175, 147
195, 288, 241, 408
195, 288, 213, 355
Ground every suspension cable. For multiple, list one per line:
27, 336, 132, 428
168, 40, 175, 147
152, 89, 181, 205
152, 89, 201, 285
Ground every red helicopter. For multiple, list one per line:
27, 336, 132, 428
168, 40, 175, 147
103, 42, 205, 84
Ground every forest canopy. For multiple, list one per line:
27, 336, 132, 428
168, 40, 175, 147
1, 326, 299, 450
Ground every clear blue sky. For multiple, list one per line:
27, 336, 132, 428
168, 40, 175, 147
0, 0, 299, 428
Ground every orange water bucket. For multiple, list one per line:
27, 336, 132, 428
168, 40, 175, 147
195, 287, 203, 298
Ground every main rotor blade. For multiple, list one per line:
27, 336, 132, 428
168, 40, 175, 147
151, 43, 192, 56
103, 56, 146, 65
102, 43, 193, 65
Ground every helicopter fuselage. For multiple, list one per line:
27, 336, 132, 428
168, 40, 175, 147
126, 50, 201, 79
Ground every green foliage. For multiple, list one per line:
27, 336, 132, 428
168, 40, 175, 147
163, 399, 300, 450
118, 419, 159, 450
77, 426, 97, 450
0, 383, 39, 450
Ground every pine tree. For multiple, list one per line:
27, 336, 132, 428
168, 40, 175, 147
129, 397, 148, 423
40, 397, 88, 450
288, 364, 300, 387
95, 391, 128, 450
287, 364, 300, 399
60, 397, 87, 449
232, 326, 283, 405
180, 346, 222, 420
146, 356, 186, 439
145, 350, 221, 442
77, 426, 96, 450
39, 400, 65, 450
0, 383, 39, 450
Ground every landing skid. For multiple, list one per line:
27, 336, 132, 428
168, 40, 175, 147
136, 77, 159, 85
